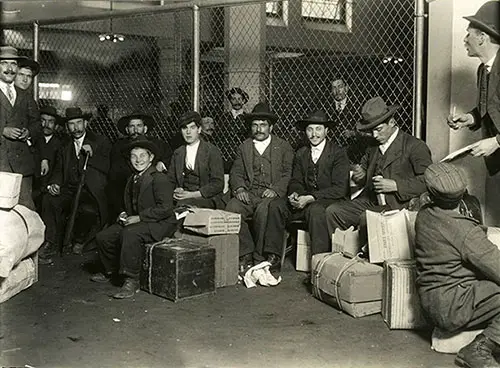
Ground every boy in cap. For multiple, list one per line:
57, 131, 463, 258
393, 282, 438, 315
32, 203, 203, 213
166, 110, 224, 209
264, 111, 350, 264
93, 139, 178, 299
415, 162, 500, 368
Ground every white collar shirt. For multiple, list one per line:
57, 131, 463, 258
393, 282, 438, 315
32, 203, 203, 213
379, 127, 399, 155
0, 80, 16, 106
231, 108, 244, 119
185, 139, 200, 170
311, 138, 327, 164
73, 134, 86, 158
44, 135, 53, 144
253, 135, 271, 155
335, 98, 347, 112
485, 54, 496, 74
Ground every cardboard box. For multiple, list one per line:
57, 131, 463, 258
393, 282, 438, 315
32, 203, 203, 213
382, 260, 429, 329
140, 238, 215, 302
311, 253, 383, 317
175, 231, 239, 288
183, 208, 241, 235
0, 172, 22, 210
296, 229, 311, 272
331, 226, 361, 258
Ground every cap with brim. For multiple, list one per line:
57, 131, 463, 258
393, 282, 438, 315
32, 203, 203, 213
464, 1, 500, 42
117, 113, 155, 135
123, 137, 160, 159
39, 106, 62, 125
296, 110, 335, 130
177, 111, 201, 129
18, 57, 40, 76
64, 107, 92, 122
356, 96, 400, 131
245, 102, 278, 124
0, 46, 23, 60
424, 163, 467, 206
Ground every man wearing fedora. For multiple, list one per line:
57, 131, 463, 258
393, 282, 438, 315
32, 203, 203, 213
39, 107, 111, 262
93, 138, 178, 299
325, 96, 432, 241
415, 162, 500, 368
14, 57, 39, 91
0, 45, 41, 210
166, 110, 224, 209
108, 112, 172, 222
225, 102, 294, 270
32, 106, 64, 212
447, 1, 500, 176
264, 111, 350, 261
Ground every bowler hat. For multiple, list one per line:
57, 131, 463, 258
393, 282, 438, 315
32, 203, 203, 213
18, 57, 40, 76
39, 106, 62, 125
356, 96, 400, 131
226, 87, 249, 104
296, 110, 335, 130
177, 111, 201, 129
0, 46, 23, 60
245, 102, 278, 124
64, 107, 92, 122
464, 1, 500, 42
124, 136, 160, 159
117, 112, 155, 135
424, 163, 467, 205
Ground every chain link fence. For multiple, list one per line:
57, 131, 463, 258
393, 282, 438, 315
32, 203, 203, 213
3, 0, 417, 165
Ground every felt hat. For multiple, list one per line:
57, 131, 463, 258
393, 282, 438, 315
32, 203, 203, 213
295, 110, 335, 130
124, 136, 160, 158
177, 111, 201, 129
464, 1, 500, 42
39, 106, 62, 125
0, 46, 23, 60
424, 163, 467, 204
244, 102, 278, 124
117, 112, 155, 135
225, 87, 249, 104
18, 57, 40, 76
64, 107, 92, 122
356, 96, 400, 131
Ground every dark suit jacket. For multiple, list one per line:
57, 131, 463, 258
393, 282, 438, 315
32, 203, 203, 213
230, 135, 294, 198
124, 166, 176, 241
468, 49, 500, 175
0, 86, 40, 175
361, 130, 432, 210
288, 140, 350, 200
33, 134, 63, 187
51, 130, 111, 226
166, 140, 224, 199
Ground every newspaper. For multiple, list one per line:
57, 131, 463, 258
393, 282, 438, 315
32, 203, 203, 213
440, 143, 475, 163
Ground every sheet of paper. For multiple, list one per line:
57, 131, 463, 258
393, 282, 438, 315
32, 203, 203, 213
440, 143, 476, 162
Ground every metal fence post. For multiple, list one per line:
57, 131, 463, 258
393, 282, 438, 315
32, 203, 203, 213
33, 21, 39, 102
192, 4, 200, 112
414, 0, 426, 138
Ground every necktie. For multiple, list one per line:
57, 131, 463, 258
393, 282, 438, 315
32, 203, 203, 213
479, 64, 489, 117
7, 84, 14, 105
312, 148, 319, 164
75, 140, 82, 158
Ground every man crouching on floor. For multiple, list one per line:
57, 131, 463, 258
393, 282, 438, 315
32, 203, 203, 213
415, 162, 500, 368
92, 138, 178, 299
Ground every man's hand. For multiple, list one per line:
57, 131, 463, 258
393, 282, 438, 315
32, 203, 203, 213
156, 161, 167, 172
117, 211, 128, 224
351, 164, 366, 183
290, 195, 314, 209
47, 183, 60, 196
262, 188, 277, 198
3, 127, 24, 140
372, 176, 397, 193
123, 215, 140, 226
174, 189, 196, 200
447, 112, 474, 130
288, 192, 299, 204
41, 159, 49, 176
470, 137, 500, 157
18, 128, 29, 141
81, 144, 93, 157
234, 187, 251, 205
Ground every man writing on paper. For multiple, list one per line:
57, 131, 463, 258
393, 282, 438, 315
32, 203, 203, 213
415, 162, 500, 368
447, 2, 500, 176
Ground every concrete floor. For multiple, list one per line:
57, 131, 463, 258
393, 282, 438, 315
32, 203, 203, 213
1, 252, 455, 368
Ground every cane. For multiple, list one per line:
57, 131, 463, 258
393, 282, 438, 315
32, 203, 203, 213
61, 151, 90, 256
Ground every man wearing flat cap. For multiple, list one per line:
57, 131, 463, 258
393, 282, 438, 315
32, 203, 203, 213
92, 138, 178, 299
447, 1, 500, 176
325, 96, 432, 242
0, 46, 41, 210
107, 112, 172, 222
264, 111, 350, 263
166, 110, 224, 209
14, 57, 39, 91
39, 107, 111, 263
415, 162, 500, 368
225, 102, 294, 271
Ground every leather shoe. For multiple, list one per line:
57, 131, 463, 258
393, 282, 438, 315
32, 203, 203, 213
113, 278, 140, 299
456, 334, 500, 368
90, 273, 111, 283
266, 253, 281, 271
39, 241, 57, 258
239, 253, 253, 273
72, 242, 84, 255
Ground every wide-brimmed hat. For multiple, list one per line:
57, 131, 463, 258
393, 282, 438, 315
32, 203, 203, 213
296, 110, 335, 130
424, 163, 467, 205
177, 110, 201, 129
18, 57, 40, 76
123, 136, 160, 159
464, 1, 500, 42
225, 87, 249, 104
39, 106, 62, 125
117, 112, 155, 135
64, 107, 92, 122
245, 102, 278, 124
0, 46, 23, 60
356, 96, 400, 131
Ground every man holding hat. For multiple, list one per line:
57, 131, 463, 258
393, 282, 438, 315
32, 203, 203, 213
166, 110, 224, 209
39, 107, 111, 262
447, 1, 500, 176
0, 45, 41, 209
14, 57, 39, 91
325, 96, 432, 241
93, 138, 178, 299
225, 102, 294, 270
264, 111, 350, 262
107, 112, 172, 222
415, 162, 500, 368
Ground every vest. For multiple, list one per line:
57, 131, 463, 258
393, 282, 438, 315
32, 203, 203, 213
129, 175, 142, 215
305, 155, 319, 191
183, 165, 201, 191
250, 145, 272, 195
67, 148, 82, 191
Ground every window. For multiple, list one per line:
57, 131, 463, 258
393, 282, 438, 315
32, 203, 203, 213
301, 0, 352, 32
266, 1, 289, 27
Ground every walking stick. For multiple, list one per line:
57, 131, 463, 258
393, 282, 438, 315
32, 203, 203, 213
61, 151, 90, 255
